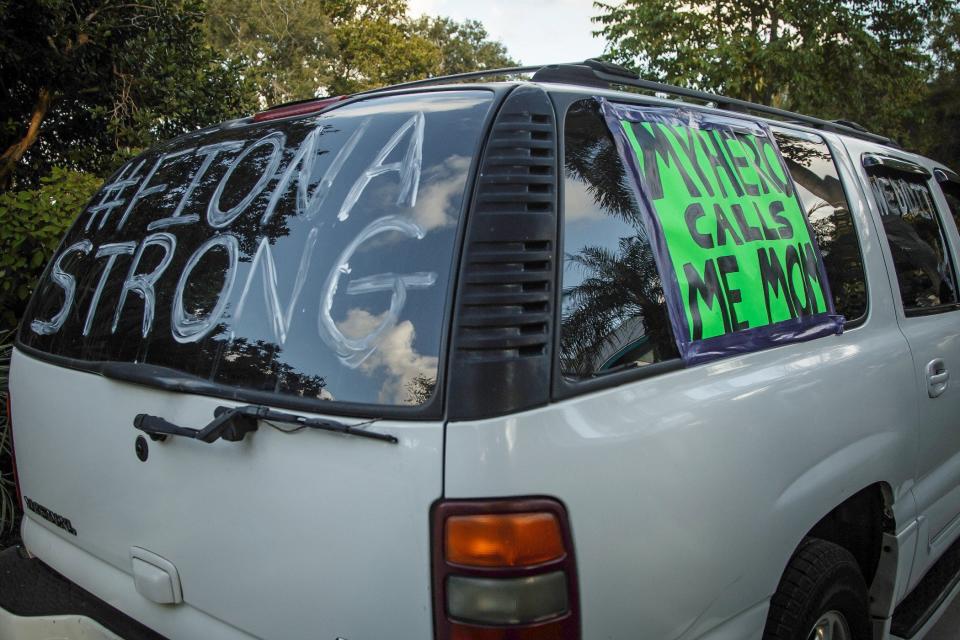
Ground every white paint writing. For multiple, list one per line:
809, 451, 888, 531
30, 240, 93, 335
117, 149, 195, 231
303, 120, 371, 221
148, 141, 246, 231
260, 120, 371, 226
319, 216, 436, 367
207, 132, 285, 228
112, 233, 177, 336
233, 229, 319, 345
337, 112, 424, 222
83, 242, 136, 336
171, 234, 239, 343
85, 161, 145, 232
32, 110, 436, 366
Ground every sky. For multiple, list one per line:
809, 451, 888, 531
406, 0, 609, 66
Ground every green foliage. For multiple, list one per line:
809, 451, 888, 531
205, 0, 515, 104
0, 168, 102, 330
916, 9, 960, 167
593, 0, 958, 153
2, 0, 512, 187
0, 0, 514, 333
0, 329, 15, 542
204, 0, 341, 106
323, 0, 440, 96
0, 0, 257, 188
411, 16, 515, 76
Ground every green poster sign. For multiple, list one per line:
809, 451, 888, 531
600, 100, 840, 360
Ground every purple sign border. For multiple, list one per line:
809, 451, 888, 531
598, 98, 844, 365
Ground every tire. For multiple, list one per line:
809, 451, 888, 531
763, 537, 872, 640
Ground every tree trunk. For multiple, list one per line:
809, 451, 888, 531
0, 87, 53, 190
763, 7, 781, 106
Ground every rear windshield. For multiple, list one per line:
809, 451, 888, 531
20, 90, 494, 409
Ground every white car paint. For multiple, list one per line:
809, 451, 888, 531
441, 121, 955, 640
8, 81, 960, 640
10, 351, 442, 640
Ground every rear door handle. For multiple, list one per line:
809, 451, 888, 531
927, 358, 950, 398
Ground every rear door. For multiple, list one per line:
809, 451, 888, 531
849, 142, 960, 574
11, 89, 496, 639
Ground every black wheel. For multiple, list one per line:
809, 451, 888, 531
763, 538, 872, 640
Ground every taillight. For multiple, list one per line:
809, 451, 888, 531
432, 498, 580, 640
252, 95, 349, 122
5, 392, 20, 511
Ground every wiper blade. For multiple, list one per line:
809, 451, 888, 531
248, 405, 397, 444
100, 361, 220, 394
135, 404, 397, 445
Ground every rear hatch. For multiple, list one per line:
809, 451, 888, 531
11, 89, 497, 639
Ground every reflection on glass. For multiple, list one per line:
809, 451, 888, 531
560, 100, 679, 379
868, 170, 957, 309
773, 132, 867, 321
941, 181, 960, 234
21, 91, 495, 408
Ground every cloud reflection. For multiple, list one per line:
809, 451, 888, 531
338, 309, 439, 404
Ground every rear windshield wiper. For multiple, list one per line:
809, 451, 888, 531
100, 361, 221, 395
135, 405, 397, 445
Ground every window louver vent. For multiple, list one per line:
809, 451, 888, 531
447, 85, 558, 420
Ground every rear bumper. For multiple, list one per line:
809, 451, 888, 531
0, 546, 166, 640
0, 609, 123, 640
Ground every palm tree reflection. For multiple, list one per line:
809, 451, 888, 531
560, 100, 679, 377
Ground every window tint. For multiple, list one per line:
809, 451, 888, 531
21, 91, 495, 408
868, 168, 958, 311
559, 100, 679, 378
774, 132, 867, 322
941, 179, 960, 232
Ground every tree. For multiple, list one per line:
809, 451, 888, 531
204, 0, 340, 106
411, 16, 514, 76
205, 0, 516, 105
0, 167, 102, 329
592, 0, 956, 149
322, 0, 439, 96
918, 9, 960, 167
0, 0, 256, 190
561, 237, 677, 374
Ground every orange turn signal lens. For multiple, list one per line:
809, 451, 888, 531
446, 512, 565, 567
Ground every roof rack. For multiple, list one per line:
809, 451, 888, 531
344, 59, 899, 147
351, 64, 544, 96
537, 60, 898, 147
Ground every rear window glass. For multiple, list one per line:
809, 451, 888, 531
774, 132, 867, 322
21, 91, 494, 408
559, 99, 679, 378
941, 179, 960, 232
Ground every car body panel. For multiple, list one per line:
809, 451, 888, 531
8, 77, 960, 640
445, 99, 922, 640
445, 327, 916, 639
842, 137, 960, 591
11, 349, 442, 640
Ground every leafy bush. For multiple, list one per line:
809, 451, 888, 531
0, 330, 16, 544
0, 168, 102, 331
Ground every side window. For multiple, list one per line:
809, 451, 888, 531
774, 132, 868, 322
868, 166, 958, 312
559, 100, 679, 378
940, 179, 960, 232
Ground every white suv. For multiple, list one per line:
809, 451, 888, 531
5, 60, 960, 640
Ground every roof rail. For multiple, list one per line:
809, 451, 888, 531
350, 64, 545, 97
530, 60, 897, 147
343, 59, 898, 147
